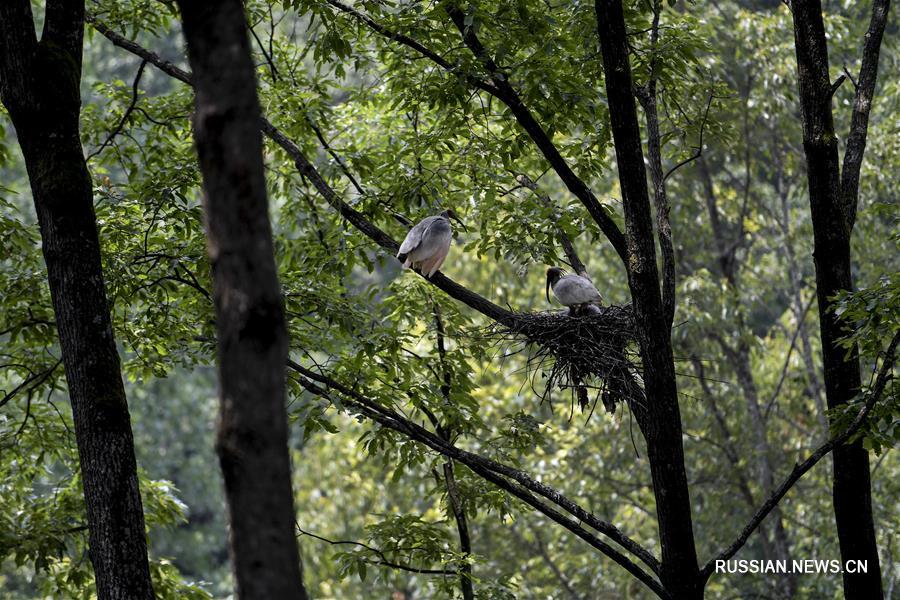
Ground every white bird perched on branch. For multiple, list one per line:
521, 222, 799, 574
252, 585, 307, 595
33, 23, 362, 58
397, 209, 464, 278
546, 267, 603, 315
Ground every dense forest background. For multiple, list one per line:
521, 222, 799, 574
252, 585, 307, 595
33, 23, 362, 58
1, 0, 898, 598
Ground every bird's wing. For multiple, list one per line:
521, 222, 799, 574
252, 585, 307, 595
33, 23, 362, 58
398, 217, 435, 256
555, 276, 602, 305
417, 218, 451, 250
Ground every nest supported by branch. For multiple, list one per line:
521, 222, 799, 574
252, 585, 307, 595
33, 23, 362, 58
486, 305, 644, 419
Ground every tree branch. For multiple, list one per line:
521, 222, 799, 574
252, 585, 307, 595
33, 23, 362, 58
87, 59, 148, 161
636, 0, 675, 328
516, 174, 588, 277
662, 93, 714, 183
442, 3, 627, 262
0, 359, 62, 410
702, 331, 900, 579
325, 0, 627, 261
432, 305, 475, 600
86, 16, 519, 327
286, 360, 664, 588
839, 0, 890, 231
296, 525, 457, 576
323, 0, 501, 96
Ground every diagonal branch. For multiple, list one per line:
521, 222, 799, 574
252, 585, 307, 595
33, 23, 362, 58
289, 361, 667, 597
443, 3, 627, 262
87, 59, 148, 161
0, 359, 62, 409
839, 0, 890, 231
323, 0, 500, 97
287, 360, 662, 576
702, 331, 900, 579
326, 0, 627, 262
516, 174, 588, 277
86, 16, 518, 326
296, 525, 457, 576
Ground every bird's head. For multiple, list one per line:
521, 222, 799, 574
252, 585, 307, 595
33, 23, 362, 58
440, 208, 468, 233
546, 267, 566, 303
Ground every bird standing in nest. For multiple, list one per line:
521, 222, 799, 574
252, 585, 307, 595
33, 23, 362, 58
397, 209, 465, 278
545, 266, 606, 410
545, 267, 603, 315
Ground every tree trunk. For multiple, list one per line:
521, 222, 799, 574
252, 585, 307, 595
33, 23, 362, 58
0, 2, 154, 598
699, 167, 797, 595
595, 1, 701, 597
174, 2, 308, 598
790, 0, 884, 596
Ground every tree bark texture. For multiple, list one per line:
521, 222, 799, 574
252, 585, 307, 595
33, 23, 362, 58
595, 1, 701, 597
0, 2, 155, 598
791, 0, 885, 596
174, 2, 309, 598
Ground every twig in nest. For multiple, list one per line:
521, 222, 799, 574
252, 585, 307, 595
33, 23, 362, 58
482, 305, 644, 420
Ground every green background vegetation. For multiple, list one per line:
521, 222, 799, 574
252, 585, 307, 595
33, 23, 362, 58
1, 0, 898, 598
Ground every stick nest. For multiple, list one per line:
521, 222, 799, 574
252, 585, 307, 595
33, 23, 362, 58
486, 304, 644, 418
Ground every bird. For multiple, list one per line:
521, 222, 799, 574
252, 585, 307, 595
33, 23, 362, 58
545, 267, 603, 315
397, 209, 464, 278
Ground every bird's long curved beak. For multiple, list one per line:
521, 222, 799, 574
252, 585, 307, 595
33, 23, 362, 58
449, 213, 468, 233
545, 277, 552, 304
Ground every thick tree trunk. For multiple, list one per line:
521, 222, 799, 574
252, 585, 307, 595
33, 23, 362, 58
0, 2, 154, 598
174, 2, 308, 598
595, 1, 701, 597
790, 0, 884, 597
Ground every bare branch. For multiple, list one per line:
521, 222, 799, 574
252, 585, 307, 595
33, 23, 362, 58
829, 74, 847, 98
662, 93, 714, 183
249, 24, 279, 82
307, 117, 364, 196
86, 15, 192, 85
0, 359, 62, 409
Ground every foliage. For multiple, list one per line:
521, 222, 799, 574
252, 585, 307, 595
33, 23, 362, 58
1, 0, 898, 598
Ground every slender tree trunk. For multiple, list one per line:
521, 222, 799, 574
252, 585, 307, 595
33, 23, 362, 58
775, 167, 828, 434
444, 462, 474, 600
595, 1, 701, 597
174, 2, 308, 598
790, 0, 886, 596
0, 3, 154, 598
699, 167, 797, 595
433, 308, 475, 600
